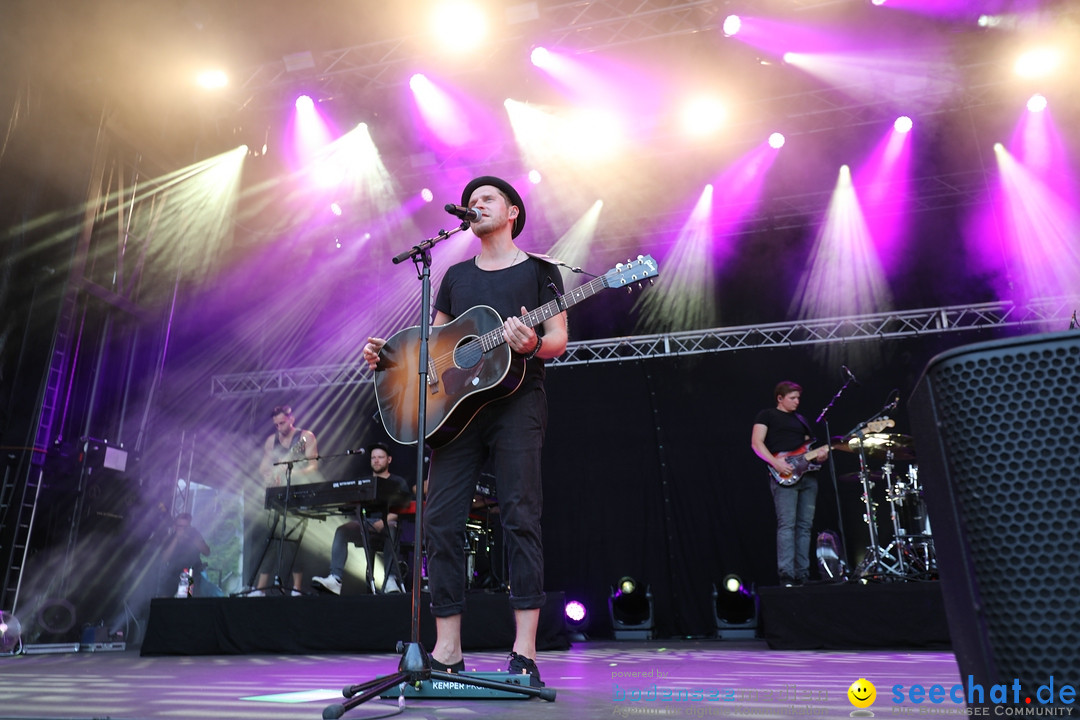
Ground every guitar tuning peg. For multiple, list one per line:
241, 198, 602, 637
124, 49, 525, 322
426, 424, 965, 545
636, 254, 644, 262
615, 262, 624, 271
625, 286, 633, 294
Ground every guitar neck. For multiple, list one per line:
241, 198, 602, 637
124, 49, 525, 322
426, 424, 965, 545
477, 275, 608, 351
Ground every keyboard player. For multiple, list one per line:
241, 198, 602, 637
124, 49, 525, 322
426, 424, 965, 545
312, 442, 411, 595
251, 405, 321, 596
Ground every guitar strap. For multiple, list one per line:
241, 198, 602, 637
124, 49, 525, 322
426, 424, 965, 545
794, 413, 814, 442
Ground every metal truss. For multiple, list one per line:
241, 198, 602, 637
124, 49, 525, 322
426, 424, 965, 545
553, 297, 1079, 366
209, 297, 1079, 398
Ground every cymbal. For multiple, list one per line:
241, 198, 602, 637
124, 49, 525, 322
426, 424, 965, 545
838, 471, 882, 483
835, 432, 916, 461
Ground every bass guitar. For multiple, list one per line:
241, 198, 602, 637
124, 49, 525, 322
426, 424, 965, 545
374, 255, 659, 447
769, 418, 895, 486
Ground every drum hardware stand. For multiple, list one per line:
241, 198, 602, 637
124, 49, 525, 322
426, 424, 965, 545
851, 391, 909, 581
322, 221, 555, 719
878, 450, 911, 577
851, 428, 901, 581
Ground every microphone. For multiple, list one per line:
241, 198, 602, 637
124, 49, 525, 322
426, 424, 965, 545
841, 365, 860, 386
444, 203, 481, 223
883, 390, 900, 413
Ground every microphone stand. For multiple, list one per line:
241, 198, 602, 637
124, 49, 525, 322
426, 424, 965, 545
815, 375, 857, 579
324, 223, 554, 719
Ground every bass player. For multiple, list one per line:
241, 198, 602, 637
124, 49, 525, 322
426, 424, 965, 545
751, 381, 830, 587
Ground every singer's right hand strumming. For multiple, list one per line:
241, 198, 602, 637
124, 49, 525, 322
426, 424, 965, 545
363, 337, 386, 370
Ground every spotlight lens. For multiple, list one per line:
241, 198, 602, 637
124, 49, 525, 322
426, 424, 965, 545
618, 577, 637, 595
528, 169, 542, 184
768, 132, 786, 149
295, 95, 314, 111
1027, 94, 1048, 113
723, 575, 743, 593
894, 115, 913, 133
531, 46, 550, 67
722, 15, 742, 37
409, 73, 429, 92
421, 188, 434, 202
565, 601, 587, 623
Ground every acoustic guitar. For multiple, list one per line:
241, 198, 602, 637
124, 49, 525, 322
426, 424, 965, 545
374, 255, 659, 447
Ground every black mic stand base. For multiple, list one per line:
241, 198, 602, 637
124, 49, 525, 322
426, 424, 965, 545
322, 642, 555, 718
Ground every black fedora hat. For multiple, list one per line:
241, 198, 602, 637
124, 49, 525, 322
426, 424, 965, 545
461, 176, 526, 238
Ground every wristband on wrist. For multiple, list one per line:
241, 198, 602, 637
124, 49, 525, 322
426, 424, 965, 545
524, 335, 543, 360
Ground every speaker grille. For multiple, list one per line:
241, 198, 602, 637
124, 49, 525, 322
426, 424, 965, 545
928, 335, 1080, 689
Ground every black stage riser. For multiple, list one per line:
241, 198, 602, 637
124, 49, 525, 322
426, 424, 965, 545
909, 330, 1080, 707
759, 581, 950, 650
141, 591, 569, 656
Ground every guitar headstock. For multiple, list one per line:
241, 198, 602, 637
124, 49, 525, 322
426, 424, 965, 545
865, 417, 896, 434
602, 254, 659, 291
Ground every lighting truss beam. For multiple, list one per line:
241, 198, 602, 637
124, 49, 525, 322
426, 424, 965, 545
209, 297, 1079, 398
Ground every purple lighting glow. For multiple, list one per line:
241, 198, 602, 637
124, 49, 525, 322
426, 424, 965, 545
565, 601, 587, 623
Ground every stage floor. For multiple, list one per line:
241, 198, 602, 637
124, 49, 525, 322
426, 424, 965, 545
0, 639, 965, 720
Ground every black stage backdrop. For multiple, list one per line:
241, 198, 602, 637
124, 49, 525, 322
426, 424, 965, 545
535, 326, 1021, 639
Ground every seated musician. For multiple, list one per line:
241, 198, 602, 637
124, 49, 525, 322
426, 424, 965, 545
312, 442, 411, 595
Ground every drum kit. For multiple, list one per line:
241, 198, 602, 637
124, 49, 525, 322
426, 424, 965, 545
834, 427, 936, 581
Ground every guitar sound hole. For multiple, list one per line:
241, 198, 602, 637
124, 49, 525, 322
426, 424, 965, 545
454, 338, 483, 369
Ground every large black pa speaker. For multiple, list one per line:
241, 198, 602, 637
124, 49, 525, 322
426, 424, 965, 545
909, 331, 1080, 707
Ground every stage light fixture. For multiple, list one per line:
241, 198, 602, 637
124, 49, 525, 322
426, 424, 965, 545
564, 600, 590, 641
609, 576, 653, 640
894, 116, 913, 133
680, 95, 726, 138
195, 69, 228, 90
1, 611, 23, 655
531, 46, 551, 68
1014, 48, 1062, 79
420, 188, 434, 203
713, 575, 758, 640
1027, 94, 1048, 113
295, 95, 314, 111
430, 1, 488, 52
528, 169, 542, 185
722, 15, 742, 37
768, 132, 786, 149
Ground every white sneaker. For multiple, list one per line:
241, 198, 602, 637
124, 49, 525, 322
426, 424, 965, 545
312, 575, 342, 595
246, 589, 265, 597
383, 576, 402, 594
290, 589, 303, 597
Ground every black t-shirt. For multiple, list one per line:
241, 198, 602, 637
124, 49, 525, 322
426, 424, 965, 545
754, 408, 813, 455
434, 255, 565, 391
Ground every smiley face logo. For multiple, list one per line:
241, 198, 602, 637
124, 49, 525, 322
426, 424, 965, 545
848, 678, 877, 709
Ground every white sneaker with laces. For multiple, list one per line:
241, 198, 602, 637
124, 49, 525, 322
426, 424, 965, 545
383, 576, 402, 594
312, 575, 342, 595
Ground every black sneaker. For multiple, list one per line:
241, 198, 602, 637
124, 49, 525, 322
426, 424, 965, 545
507, 651, 544, 687
429, 656, 465, 673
